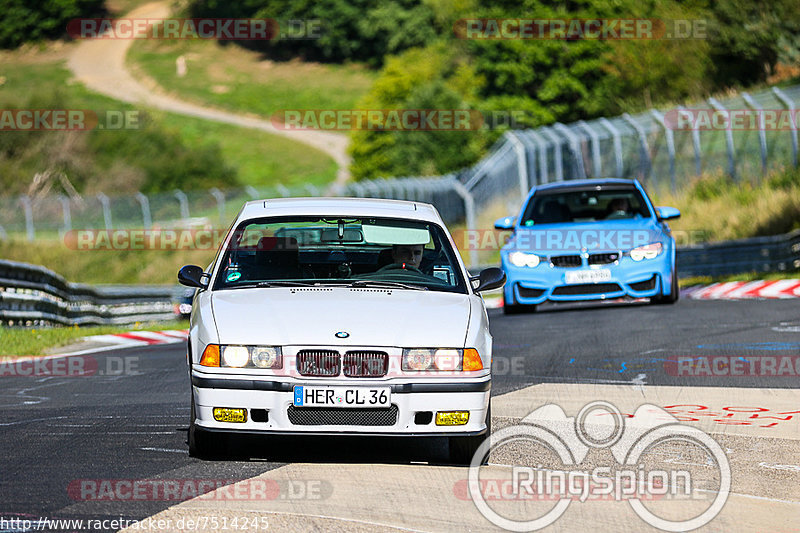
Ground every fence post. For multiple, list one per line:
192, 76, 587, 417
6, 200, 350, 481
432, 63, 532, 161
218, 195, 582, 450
678, 106, 703, 176
19, 195, 34, 241
275, 184, 290, 198
650, 110, 677, 194
304, 184, 320, 196
708, 97, 736, 179
0, 225, 6, 240
451, 179, 478, 267
173, 189, 190, 220
354, 182, 368, 198
622, 113, 651, 184
599, 118, 624, 177
209, 188, 226, 226
505, 131, 530, 199
554, 123, 587, 179
527, 130, 549, 184
58, 195, 72, 236
577, 120, 602, 177
245, 185, 260, 199
96, 193, 113, 230
742, 92, 768, 175
540, 127, 564, 181
134, 192, 152, 229
772, 87, 798, 168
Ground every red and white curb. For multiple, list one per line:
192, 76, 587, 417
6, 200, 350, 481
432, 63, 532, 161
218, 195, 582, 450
52, 329, 189, 357
86, 329, 189, 347
687, 279, 800, 300
483, 296, 504, 309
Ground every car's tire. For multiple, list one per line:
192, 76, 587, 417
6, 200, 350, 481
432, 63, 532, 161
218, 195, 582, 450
502, 295, 537, 314
188, 392, 224, 459
652, 268, 679, 305
448, 400, 492, 466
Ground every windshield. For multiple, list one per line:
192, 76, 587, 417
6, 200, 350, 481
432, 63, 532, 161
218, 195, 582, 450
212, 216, 468, 293
520, 188, 651, 225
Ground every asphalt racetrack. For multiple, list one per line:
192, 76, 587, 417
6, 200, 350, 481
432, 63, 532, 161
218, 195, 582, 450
1, 298, 798, 532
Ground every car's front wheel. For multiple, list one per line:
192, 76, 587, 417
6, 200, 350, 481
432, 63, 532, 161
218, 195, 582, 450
188, 391, 225, 459
502, 294, 537, 314
448, 400, 492, 465
652, 268, 679, 305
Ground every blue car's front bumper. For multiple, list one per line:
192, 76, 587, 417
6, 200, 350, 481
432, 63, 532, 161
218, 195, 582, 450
502, 253, 673, 305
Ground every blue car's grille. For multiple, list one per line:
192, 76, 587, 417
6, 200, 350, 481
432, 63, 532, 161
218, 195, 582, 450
552, 283, 622, 296
588, 253, 620, 265
550, 255, 583, 268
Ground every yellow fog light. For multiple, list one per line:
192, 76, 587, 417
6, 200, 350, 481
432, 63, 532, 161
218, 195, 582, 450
436, 411, 470, 426
213, 407, 247, 423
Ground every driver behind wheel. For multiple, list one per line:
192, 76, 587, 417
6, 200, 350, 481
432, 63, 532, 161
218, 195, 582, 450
390, 244, 423, 269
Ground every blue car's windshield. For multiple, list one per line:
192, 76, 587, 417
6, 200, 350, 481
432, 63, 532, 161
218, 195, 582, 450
520, 188, 650, 225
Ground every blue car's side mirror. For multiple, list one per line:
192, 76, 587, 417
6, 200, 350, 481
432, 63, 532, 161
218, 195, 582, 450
494, 216, 516, 230
656, 206, 681, 221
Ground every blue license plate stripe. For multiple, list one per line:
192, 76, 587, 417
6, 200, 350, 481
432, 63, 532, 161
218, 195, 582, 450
293, 386, 303, 406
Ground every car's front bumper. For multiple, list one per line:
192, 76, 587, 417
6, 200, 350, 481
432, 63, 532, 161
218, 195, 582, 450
502, 254, 672, 305
191, 372, 490, 436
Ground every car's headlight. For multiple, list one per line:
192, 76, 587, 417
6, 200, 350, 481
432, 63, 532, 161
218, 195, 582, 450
200, 344, 282, 369
629, 242, 663, 261
402, 348, 483, 371
509, 251, 541, 268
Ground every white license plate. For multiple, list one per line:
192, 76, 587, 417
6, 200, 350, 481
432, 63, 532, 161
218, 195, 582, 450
565, 269, 612, 284
293, 386, 391, 408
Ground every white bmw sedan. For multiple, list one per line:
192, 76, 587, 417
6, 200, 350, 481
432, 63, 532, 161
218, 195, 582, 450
178, 197, 505, 463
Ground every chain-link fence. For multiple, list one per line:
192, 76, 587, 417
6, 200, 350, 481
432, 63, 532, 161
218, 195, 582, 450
2, 83, 798, 267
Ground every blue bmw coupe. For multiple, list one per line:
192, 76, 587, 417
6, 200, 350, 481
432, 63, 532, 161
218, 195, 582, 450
495, 178, 680, 314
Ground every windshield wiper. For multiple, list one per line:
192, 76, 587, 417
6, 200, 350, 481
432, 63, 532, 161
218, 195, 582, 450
347, 280, 428, 291
255, 281, 316, 287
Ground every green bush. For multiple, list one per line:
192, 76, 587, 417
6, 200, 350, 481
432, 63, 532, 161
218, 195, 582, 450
186, 0, 438, 66
0, 0, 105, 48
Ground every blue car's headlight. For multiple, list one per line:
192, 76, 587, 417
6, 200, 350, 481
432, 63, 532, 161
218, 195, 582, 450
509, 251, 541, 267
628, 242, 663, 261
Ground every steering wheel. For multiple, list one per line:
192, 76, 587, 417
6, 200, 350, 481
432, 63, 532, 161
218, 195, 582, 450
380, 263, 423, 273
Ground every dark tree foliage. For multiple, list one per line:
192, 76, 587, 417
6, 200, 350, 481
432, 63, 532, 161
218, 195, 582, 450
0, 0, 106, 48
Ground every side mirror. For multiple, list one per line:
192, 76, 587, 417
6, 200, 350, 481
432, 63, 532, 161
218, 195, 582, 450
178, 265, 209, 288
494, 216, 516, 230
656, 206, 681, 221
471, 267, 506, 293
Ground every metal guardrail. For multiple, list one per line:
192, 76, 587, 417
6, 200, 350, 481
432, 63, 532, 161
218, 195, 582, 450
676, 229, 800, 278
2, 229, 796, 327
0, 260, 177, 327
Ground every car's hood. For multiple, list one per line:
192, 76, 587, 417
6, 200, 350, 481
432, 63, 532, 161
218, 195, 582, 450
211, 288, 471, 348
506, 218, 664, 253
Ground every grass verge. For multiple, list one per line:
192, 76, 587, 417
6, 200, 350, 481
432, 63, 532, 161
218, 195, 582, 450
0, 47, 336, 193
0, 319, 189, 358
0, 237, 216, 285
128, 37, 376, 117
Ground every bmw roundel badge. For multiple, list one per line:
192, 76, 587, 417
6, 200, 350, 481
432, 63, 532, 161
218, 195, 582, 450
335, 331, 350, 339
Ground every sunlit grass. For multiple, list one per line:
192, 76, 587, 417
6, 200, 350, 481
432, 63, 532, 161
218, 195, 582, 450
0, 320, 189, 357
